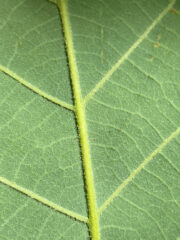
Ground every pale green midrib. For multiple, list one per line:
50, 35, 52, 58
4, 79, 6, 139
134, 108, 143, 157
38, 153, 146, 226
0, 65, 74, 111
0, 176, 88, 223
83, 0, 176, 104
56, 0, 100, 240
99, 127, 180, 215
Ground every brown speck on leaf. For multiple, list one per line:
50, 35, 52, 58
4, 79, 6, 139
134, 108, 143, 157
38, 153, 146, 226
150, 56, 155, 62
170, 8, 178, 14
154, 42, 159, 48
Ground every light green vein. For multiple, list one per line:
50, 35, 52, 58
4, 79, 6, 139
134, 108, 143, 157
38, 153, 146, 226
84, 0, 176, 104
0, 64, 74, 111
0, 201, 28, 228
0, 176, 88, 223
99, 127, 180, 215
56, 0, 100, 239
120, 196, 167, 240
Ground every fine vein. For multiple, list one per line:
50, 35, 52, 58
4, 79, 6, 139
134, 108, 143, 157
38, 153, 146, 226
99, 127, 180, 215
0, 64, 74, 111
0, 176, 88, 223
84, 0, 176, 104
56, 0, 100, 239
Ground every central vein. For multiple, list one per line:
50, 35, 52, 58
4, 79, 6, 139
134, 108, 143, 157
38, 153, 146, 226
57, 0, 100, 239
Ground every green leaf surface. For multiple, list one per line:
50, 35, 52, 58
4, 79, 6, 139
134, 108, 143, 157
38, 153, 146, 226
0, 0, 180, 239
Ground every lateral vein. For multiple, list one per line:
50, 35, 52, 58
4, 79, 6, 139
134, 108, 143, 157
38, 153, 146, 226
99, 127, 180, 215
84, 0, 176, 104
0, 65, 74, 111
56, 0, 100, 239
0, 176, 88, 223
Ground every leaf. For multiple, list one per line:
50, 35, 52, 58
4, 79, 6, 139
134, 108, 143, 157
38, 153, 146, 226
0, 0, 180, 239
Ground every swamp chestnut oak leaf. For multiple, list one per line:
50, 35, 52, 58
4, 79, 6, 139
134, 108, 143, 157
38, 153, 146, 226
0, 0, 180, 239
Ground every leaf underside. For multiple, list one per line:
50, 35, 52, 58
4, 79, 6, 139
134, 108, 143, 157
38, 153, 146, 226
0, 0, 180, 239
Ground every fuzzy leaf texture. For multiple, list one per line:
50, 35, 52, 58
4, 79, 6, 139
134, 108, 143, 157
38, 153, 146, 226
0, 0, 180, 240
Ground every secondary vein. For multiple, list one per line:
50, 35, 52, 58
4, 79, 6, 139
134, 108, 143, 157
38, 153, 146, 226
0, 64, 74, 111
0, 176, 88, 223
56, 0, 100, 239
83, 0, 176, 104
99, 127, 180, 215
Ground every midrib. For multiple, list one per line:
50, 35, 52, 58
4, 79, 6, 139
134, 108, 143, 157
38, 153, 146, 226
57, 0, 100, 239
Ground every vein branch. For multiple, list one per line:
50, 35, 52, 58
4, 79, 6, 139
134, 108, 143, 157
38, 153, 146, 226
0, 65, 74, 111
56, 0, 100, 239
84, 0, 176, 104
0, 176, 88, 223
99, 127, 180, 215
